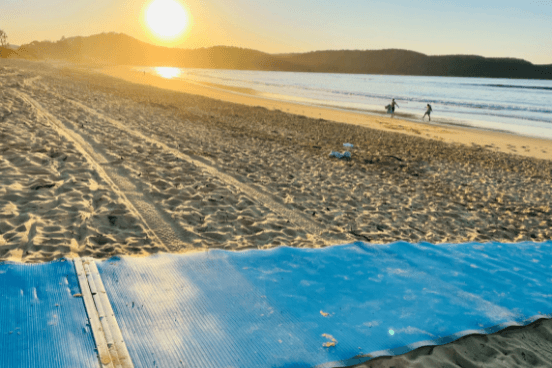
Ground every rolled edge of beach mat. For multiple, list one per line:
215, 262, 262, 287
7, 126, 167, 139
75, 257, 134, 368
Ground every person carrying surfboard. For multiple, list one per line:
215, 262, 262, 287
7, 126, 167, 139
392, 99, 399, 112
386, 99, 399, 116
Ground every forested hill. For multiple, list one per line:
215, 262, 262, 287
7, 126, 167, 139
16, 32, 552, 79
16, 33, 300, 71
277, 50, 552, 79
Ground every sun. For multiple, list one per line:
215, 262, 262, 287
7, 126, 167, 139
146, 0, 189, 39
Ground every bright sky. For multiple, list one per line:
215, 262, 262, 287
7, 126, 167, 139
1, 0, 551, 64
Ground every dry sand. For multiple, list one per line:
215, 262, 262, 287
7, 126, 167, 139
1, 59, 552, 367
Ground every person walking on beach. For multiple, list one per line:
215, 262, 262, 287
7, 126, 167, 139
387, 98, 399, 116
422, 103, 432, 121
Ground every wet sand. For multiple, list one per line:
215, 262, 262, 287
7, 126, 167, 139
1, 59, 551, 367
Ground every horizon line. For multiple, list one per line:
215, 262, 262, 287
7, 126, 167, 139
12, 31, 552, 66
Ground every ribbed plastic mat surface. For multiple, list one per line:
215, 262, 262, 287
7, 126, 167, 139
97, 241, 552, 368
0, 259, 99, 368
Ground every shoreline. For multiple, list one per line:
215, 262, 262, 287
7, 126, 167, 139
99, 65, 552, 161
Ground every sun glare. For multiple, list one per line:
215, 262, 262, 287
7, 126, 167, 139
146, 0, 188, 39
155, 67, 181, 79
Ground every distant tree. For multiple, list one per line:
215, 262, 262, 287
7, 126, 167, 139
0, 29, 8, 47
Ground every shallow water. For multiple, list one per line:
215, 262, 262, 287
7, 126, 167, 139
138, 66, 552, 140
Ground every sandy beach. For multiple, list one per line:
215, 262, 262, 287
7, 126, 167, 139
1, 59, 552, 367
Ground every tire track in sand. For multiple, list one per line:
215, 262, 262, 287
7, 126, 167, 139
52, 92, 331, 244
11, 88, 191, 252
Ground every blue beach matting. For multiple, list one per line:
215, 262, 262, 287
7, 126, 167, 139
1, 241, 552, 367
0, 259, 99, 368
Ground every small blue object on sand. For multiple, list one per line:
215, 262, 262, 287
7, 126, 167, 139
330, 151, 351, 159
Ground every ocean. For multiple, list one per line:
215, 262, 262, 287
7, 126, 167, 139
138, 66, 552, 140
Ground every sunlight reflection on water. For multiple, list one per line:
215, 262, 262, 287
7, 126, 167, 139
155, 67, 181, 79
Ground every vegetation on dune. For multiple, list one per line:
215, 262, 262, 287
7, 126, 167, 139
0, 29, 8, 48
0, 29, 38, 59
0, 29, 19, 59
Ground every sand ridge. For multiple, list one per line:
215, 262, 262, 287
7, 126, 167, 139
50, 92, 330, 241
11, 87, 166, 248
0, 67, 161, 261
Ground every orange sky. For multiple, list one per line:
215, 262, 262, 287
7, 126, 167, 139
1, 0, 551, 64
